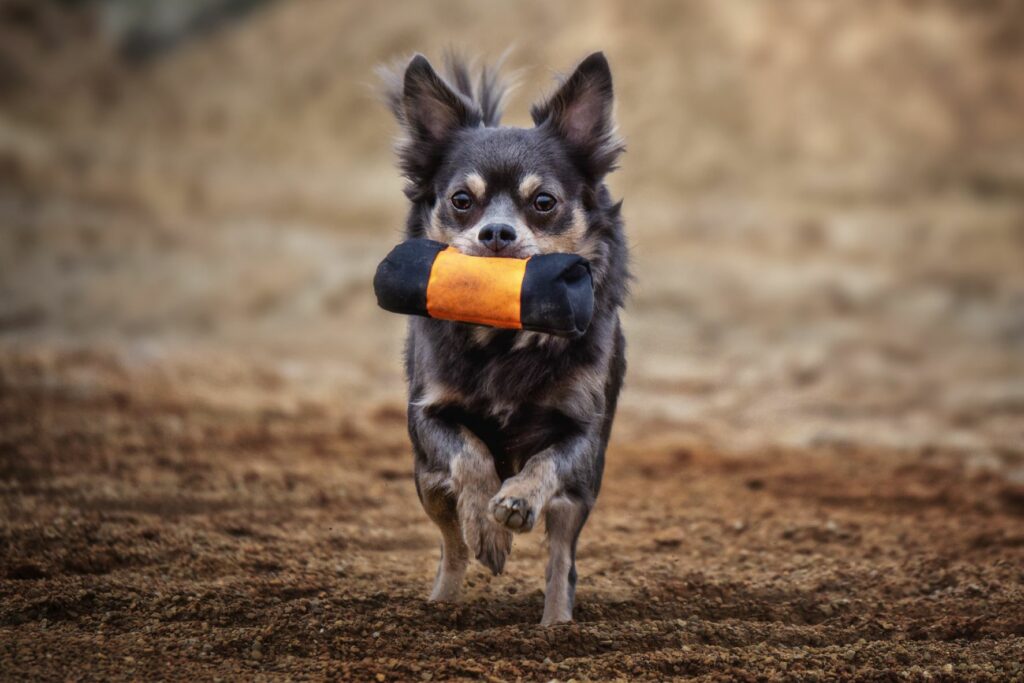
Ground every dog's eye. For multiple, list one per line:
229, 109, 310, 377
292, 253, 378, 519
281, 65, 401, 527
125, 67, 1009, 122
533, 192, 557, 213
451, 191, 473, 211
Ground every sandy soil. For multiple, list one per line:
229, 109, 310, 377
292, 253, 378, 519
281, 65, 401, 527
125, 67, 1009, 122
1, 346, 1023, 681
2, 1, 1024, 679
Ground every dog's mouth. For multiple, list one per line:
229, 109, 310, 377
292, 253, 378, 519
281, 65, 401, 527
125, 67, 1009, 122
450, 237, 537, 260
459, 246, 533, 259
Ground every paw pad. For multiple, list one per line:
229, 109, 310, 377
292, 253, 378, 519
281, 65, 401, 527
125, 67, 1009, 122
490, 496, 535, 532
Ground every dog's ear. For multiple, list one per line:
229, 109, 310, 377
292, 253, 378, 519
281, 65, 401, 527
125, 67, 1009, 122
403, 55, 481, 144
380, 54, 482, 200
531, 52, 624, 179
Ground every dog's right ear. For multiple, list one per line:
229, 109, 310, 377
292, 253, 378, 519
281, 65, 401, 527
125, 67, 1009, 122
380, 55, 481, 200
402, 55, 480, 143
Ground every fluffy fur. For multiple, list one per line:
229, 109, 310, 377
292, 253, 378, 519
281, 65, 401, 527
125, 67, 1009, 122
380, 50, 629, 625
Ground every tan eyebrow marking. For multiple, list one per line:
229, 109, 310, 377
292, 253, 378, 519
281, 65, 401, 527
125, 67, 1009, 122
518, 173, 543, 200
465, 172, 486, 198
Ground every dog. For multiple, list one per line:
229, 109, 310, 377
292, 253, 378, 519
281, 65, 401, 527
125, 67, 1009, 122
380, 51, 628, 625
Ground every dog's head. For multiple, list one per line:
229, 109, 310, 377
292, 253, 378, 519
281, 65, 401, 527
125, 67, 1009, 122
383, 52, 624, 264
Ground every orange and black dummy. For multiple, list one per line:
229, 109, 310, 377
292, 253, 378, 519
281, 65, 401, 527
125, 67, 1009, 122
373, 239, 594, 338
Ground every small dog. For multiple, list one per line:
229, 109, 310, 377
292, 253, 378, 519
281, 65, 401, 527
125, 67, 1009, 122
381, 51, 628, 625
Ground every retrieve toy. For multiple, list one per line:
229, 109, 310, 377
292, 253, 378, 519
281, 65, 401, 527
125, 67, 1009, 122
373, 239, 594, 338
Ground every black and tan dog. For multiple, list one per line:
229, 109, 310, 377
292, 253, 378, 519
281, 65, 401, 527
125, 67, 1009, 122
380, 51, 628, 625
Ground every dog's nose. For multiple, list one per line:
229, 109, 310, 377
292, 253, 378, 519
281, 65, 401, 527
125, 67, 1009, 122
478, 223, 517, 253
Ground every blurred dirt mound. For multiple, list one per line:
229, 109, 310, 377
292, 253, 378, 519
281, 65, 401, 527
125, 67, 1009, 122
5, 1, 1024, 209
0, 1, 105, 96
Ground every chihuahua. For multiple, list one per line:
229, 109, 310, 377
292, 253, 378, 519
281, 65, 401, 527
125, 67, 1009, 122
381, 51, 628, 625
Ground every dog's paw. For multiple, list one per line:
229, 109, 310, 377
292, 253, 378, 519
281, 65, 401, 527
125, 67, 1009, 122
460, 493, 512, 575
475, 525, 512, 576
489, 495, 538, 533
540, 612, 573, 627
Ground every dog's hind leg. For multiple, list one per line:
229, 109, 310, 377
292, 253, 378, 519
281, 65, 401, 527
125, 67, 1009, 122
541, 495, 589, 625
416, 470, 469, 601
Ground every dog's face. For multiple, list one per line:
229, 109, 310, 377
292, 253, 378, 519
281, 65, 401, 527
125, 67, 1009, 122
387, 53, 623, 263
429, 127, 589, 259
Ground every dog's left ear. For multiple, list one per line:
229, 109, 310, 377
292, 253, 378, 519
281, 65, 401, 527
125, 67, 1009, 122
531, 52, 624, 179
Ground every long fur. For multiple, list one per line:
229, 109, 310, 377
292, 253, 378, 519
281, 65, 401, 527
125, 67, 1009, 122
378, 51, 514, 201
530, 52, 625, 180
378, 50, 512, 128
380, 51, 629, 625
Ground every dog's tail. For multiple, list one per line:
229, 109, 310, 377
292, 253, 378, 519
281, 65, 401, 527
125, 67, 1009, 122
378, 49, 514, 128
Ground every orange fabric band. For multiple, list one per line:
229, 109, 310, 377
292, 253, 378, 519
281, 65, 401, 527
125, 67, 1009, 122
425, 248, 527, 329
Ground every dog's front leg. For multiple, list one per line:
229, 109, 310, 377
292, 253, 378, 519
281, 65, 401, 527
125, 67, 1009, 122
412, 408, 512, 584
488, 432, 596, 533
488, 433, 598, 624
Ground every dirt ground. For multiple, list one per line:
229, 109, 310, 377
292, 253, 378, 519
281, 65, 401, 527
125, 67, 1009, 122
1, 345, 1024, 681
2, 1, 1024, 680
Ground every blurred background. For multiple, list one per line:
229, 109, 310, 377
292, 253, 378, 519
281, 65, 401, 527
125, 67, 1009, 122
3, 1, 1024, 678
3, 0, 1022, 456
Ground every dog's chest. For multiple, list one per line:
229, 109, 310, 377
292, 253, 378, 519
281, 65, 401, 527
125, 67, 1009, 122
426, 328, 565, 402
432, 397, 579, 479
